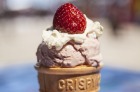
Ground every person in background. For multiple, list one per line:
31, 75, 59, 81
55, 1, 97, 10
108, 0, 131, 35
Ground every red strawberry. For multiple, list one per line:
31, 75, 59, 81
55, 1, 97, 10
53, 3, 86, 34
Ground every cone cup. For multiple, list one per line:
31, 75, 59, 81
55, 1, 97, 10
35, 65, 103, 92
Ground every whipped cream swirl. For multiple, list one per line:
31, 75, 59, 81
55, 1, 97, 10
42, 15, 103, 50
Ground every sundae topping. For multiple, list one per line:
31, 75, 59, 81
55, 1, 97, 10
53, 3, 86, 34
42, 16, 103, 50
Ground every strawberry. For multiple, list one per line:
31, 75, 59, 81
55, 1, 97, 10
53, 3, 86, 34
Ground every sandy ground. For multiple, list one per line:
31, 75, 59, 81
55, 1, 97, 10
0, 16, 140, 72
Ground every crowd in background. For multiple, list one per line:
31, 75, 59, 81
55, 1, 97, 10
0, 0, 140, 23
0, 0, 140, 35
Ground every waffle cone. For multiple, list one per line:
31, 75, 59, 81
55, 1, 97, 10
35, 65, 102, 92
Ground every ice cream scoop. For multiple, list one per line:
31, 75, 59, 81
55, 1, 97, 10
36, 14, 103, 68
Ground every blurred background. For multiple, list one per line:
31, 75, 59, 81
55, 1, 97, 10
0, 0, 140, 92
